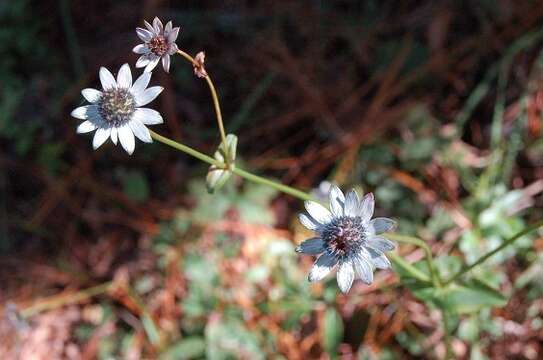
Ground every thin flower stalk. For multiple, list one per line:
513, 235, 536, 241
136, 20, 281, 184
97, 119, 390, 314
149, 130, 313, 202
175, 49, 228, 161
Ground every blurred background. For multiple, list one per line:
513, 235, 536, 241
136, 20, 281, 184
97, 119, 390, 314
2, 1, 543, 359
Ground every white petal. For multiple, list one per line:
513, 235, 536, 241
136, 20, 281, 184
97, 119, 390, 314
135, 86, 163, 106
99, 67, 117, 90
370, 218, 396, 234
129, 119, 152, 143
367, 248, 391, 269
153, 17, 163, 33
136, 56, 151, 68
118, 125, 135, 154
162, 54, 171, 73
144, 20, 154, 33
344, 189, 360, 217
133, 44, 149, 55
144, 57, 160, 73
168, 27, 180, 43
164, 21, 172, 33
329, 184, 345, 217
304, 201, 332, 225
110, 127, 118, 145
131, 72, 152, 97
133, 108, 163, 125
116, 63, 132, 89
136, 27, 153, 42
337, 261, 355, 293
76, 120, 97, 134
295, 238, 324, 255
308, 254, 337, 282
93, 127, 111, 149
353, 254, 374, 284
358, 192, 375, 221
367, 236, 396, 252
71, 105, 98, 120
298, 213, 320, 231
168, 42, 179, 55
81, 88, 102, 103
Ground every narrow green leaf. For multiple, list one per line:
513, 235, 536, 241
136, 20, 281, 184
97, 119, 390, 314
322, 308, 344, 355
160, 337, 206, 360
141, 313, 160, 345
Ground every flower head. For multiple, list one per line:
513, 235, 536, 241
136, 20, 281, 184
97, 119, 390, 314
71, 64, 164, 155
296, 185, 396, 293
133, 17, 180, 73
193, 51, 208, 78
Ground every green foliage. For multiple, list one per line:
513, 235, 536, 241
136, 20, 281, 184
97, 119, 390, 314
190, 178, 277, 225
205, 317, 264, 360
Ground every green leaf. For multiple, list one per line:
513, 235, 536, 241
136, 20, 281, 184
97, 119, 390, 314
322, 308, 344, 355
205, 317, 264, 360
206, 167, 232, 193
141, 313, 160, 345
434, 255, 462, 279
206, 134, 238, 193
160, 337, 206, 360
413, 279, 507, 314
458, 316, 480, 343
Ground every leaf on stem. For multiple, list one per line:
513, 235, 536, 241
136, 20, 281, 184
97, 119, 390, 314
412, 278, 507, 314
206, 134, 238, 193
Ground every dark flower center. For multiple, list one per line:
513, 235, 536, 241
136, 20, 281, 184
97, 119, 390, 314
321, 216, 366, 259
148, 35, 169, 56
98, 88, 135, 127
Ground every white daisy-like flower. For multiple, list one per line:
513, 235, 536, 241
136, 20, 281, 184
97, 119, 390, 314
133, 17, 180, 73
296, 185, 396, 293
71, 63, 164, 155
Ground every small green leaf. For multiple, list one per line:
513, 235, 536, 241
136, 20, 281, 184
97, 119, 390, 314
160, 337, 206, 360
206, 134, 238, 193
322, 308, 344, 355
141, 313, 160, 345
206, 167, 232, 193
434, 255, 462, 279
458, 316, 480, 343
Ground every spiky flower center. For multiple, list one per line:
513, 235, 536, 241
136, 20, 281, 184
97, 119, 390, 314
148, 35, 169, 56
321, 216, 366, 259
98, 88, 135, 127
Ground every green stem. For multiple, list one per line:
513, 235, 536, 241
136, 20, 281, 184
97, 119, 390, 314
388, 252, 431, 283
205, 75, 228, 147
149, 130, 312, 202
20, 281, 112, 318
150, 130, 222, 167
176, 49, 229, 158
442, 309, 454, 359
444, 219, 543, 285
232, 167, 313, 202
387, 233, 442, 288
